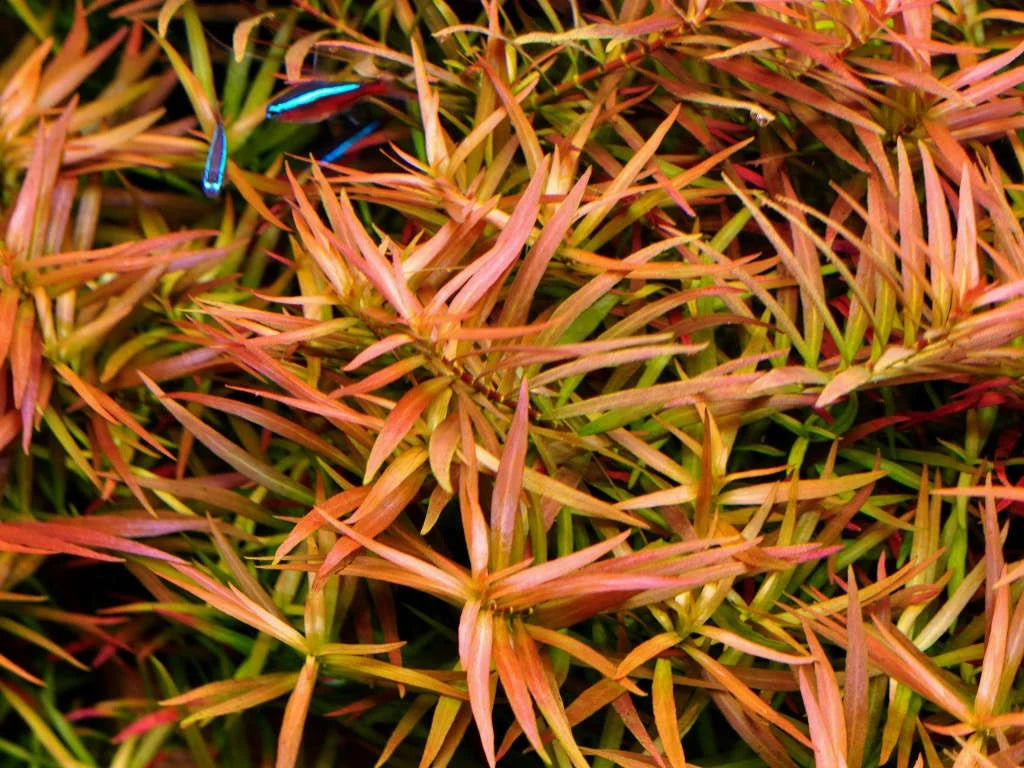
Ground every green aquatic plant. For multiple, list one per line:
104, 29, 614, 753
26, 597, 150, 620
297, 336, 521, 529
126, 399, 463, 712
3, 1, 1024, 767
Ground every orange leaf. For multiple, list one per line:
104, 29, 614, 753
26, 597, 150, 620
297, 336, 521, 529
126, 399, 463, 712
0, 287, 19, 367
613, 693, 669, 768
169, 390, 351, 468
321, 654, 466, 699
478, 58, 543, 175
228, 164, 291, 231
231, 11, 274, 61
91, 416, 154, 514
493, 619, 551, 762
976, 565, 1009, 719
315, 452, 428, 581
55, 362, 171, 458
446, 157, 549, 316
0, 37, 51, 139
652, 659, 686, 768
129, 473, 278, 526
459, 401, 491, 578
816, 366, 872, 408
572, 105, 681, 245
460, 602, 495, 767
428, 412, 460, 495
489, 530, 631, 602
140, 374, 313, 505
500, 169, 591, 328
334, 356, 427, 397
512, 618, 589, 768
9, 301, 36, 408
0, 412, 20, 453
490, 379, 530, 570
411, 37, 450, 167
709, 690, 797, 768
867, 617, 973, 723
614, 632, 681, 679
698, 626, 812, 666
525, 624, 642, 695
580, 748, 661, 768
716, 471, 885, 507
0, 651, 45, 686
156, 563, 306, 651
799, 622, 846, 768
157, 0, 191, 37
373, 694, 433, 767
164, 672, 299, 725
275, 486, 371, 564
149, 26, 215, 133
476, 444, 649, 528
796, 664, 840, 768
365, 377, 449, 482
0, 520, 182, 563
40, 14, 126, 110
327, 521, 468, 602
344, 333, 415, 371
844, 569, 869, 768
686, 645, 812, 748
791, 101, 871, 172
953, 162, 979, 308
276, 656, 319, 768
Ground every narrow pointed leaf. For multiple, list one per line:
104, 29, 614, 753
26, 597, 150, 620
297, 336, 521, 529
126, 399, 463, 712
652, 659, 687, 768
276, 656, 318, 768
140, 374, 314, 505
491, 379, 531, 570
365, 378, 449, 482
494, 618, 550, 763
460, 602, 496, 767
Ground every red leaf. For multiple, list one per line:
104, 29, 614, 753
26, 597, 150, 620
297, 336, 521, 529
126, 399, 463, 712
365, 378, 449, 482
493, 618, 549, 762
460, 602, 495, 767
490, 379, 531, 570
113, 707, 182, 743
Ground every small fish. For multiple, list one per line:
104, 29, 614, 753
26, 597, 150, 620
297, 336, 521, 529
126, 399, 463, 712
201, 121, 227, 198
265, 79, 392, 123
320, 120, 382, 164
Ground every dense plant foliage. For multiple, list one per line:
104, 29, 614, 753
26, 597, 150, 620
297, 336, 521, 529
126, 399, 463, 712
3, 0, 1024, 766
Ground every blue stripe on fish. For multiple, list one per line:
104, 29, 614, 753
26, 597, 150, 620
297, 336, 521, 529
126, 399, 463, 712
266, 81, 361, 119
201, 121, 227, 198
320, 120, 381, 163
265, 80, 392, 123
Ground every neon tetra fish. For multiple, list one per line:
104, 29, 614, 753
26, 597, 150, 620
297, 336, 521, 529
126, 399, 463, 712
265, 79, 394, 123
201, 121, 228, 198
321, 120, 382, 163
